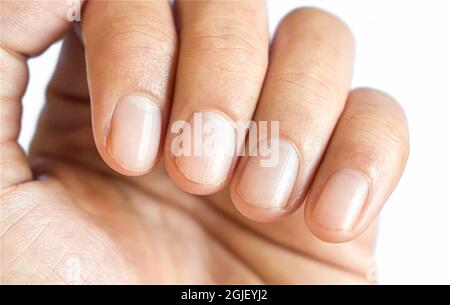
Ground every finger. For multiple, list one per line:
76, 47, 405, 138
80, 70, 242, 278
82, 0, 177, 175
305, 88, 409, 243
164, 0, 269, 194
0, 1, 85, 191
230, 8, 354, 221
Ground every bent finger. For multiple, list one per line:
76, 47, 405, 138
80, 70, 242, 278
82, 0, 177, 175
305, 88, 409, 243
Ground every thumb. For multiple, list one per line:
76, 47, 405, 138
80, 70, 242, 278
0, 0, 85, 191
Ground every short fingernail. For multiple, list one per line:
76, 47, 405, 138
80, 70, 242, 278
313, 169, 369, 231
238, 139, 300, 209
174, 111, 236, 185
109, 95, 161, 172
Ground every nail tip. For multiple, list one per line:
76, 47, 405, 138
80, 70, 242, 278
173, 110, 236, 186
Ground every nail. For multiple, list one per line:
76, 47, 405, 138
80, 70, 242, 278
238, 139, 300, 209
313, 169, 369, 231
174, 111, 236, 185
109, 95, 161, 172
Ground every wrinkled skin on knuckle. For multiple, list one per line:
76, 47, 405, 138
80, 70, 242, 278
345, 91, 409, 153
270, 63, 343, 113
336, 91, 410, 178
185, 17, 267, 73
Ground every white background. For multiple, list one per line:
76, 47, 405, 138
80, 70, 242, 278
18, 0, 450, 284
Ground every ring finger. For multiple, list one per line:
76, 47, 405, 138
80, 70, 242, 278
164, 0, 269, 195
230, 8, 355, 221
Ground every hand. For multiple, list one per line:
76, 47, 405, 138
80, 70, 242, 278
1, 1, 409, 284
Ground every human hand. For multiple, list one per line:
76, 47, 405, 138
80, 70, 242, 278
1, 1, 408, 284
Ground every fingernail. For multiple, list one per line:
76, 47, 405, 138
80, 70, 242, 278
175, 111, 236, 185
238, 139, 300, 209
313, 169, 369, 231
109, 95, 161, 172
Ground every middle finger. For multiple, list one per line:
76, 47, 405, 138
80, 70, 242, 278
230, 8, 355, 221
164, 0, 269, 195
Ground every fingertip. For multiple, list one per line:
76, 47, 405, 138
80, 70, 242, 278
163, 152, 231, 195
162, 110, 239, 196
229, 184, 292, 223
304, 88, 410, 244
230, 169, 301, 223
107, 95, 162, 174
304, 196, 366, 244
82, 1, 176, 177
304, 211, 359, 243
90, 93, 164, 177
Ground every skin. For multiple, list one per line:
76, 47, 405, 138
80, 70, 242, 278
0, 1, 409, 284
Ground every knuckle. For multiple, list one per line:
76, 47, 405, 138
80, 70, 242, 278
283, 7, 353, 38
106, 22, 177, 54
279, 7, 355, 53
187, 17, 266, 68
283, 7, 331, 23
344, 143, 384, 170
343, 97, 410, 156
270, 62, 343, 111
84, 2, 177, 54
